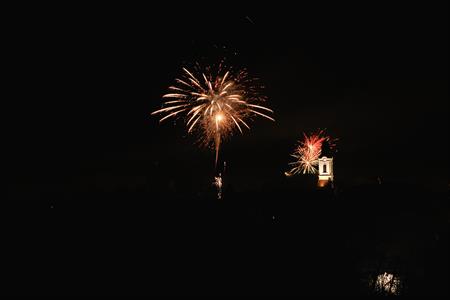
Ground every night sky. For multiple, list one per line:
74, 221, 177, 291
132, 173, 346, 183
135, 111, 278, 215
7, 3, 449, 296
11, 4, 448, 191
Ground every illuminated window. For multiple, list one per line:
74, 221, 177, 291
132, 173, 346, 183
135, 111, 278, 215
323, 164, 327, 173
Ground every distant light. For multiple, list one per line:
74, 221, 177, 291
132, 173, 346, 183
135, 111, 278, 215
371, 272, 402, 295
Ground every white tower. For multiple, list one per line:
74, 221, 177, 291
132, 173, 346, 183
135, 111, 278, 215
318, 156, 333, 187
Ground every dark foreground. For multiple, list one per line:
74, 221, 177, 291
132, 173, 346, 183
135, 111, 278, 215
6, 179, 449, 296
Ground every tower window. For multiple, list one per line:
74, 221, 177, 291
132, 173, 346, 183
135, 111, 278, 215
323, 164, 327, 173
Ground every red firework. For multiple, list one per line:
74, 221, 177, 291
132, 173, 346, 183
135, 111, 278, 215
287, 130, 335, 175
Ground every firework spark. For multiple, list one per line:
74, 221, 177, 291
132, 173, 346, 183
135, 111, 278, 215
213, 173, 223, 199
286, 130, 335, 175
152, 63, 274, 166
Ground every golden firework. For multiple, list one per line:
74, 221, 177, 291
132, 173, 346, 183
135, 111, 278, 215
152, 64, 274, 166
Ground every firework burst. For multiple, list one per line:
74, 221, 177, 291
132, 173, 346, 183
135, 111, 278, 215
152, 62, 274, 166
286, 130, 335, 175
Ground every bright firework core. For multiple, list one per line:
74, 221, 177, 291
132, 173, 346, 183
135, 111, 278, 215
215, 113, 224, 122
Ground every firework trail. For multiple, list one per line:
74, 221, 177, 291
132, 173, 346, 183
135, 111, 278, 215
286, 130, 335, 176
152, 62, 274, 167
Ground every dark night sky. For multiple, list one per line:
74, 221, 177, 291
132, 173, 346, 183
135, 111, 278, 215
5, 4, 449, 296
9, 3, 448, 192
